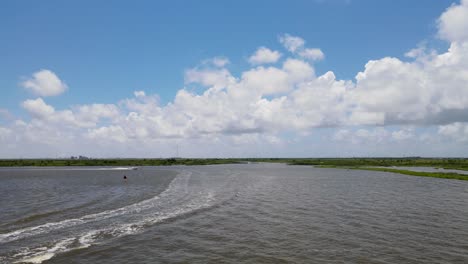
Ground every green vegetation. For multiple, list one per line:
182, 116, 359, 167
286, 157, 468, 171
0, 158, 243, 167
2, 157, 468, 169
284, 158, 468, 181
351, 167, 468, 181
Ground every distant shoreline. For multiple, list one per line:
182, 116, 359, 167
1, 157, 468, 181
288, 158, 468, 181
316, 166, 468, 181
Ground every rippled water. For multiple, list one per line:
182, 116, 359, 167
1, 164, 467, 263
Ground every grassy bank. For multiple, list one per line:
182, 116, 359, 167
2, 157, 468, 169
0, 158, 243, 167
352, 167, 468, 181
287, 158, 468, 171
286, 158, 468, 181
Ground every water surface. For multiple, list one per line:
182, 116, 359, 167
1, 164, 467, 263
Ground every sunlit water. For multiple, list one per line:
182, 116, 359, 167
1, 164, 467, 263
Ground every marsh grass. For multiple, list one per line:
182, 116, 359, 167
352, 167, 468, 181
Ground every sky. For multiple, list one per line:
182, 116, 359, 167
1, 0, 468, 158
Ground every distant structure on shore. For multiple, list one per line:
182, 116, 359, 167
70, 155, 90, 160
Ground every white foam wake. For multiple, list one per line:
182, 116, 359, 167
13, 188, 215, 263
12, 238, 76, 264
98, 167, 137, 170
0, 170, 190, 244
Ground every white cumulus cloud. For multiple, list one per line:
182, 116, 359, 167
21, 98, 55, 118
134, 91, 146, 97
185, 68, 236, 89
2, 1, 468, 158
299, 48, 325, 61
211, 57, 230, 67
438, 0, 468, 43
279, 34, 305, 52
248, 47, 282, 65
279, 34, 325, 61
21, 69, 68, 97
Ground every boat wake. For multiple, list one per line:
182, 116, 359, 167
0, 170, 219, 264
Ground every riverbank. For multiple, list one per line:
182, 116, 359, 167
348, 167, 468, 181
2, 157, 468, 181
0, 158, 243, 167
286, 158, 468, 171
285, 158, 468, 181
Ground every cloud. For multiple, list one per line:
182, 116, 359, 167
438, 122, 468, 142
134, 91, 146, 97
237, 59, 315, 97
333, 127, 415, 144
21, 98, 55, 118
86, 125, 128, 143
349, 0, 468, 126
21, 69, 67, 97
240, 66, 289, 94
333, 127, 390, 144
332, 129, 351, 141
438, 0, 468, 43
0, 127, 12, 141
248, 47, 282, 65
185, 59, 235, 89
21, 97, 120, 130
349, 41, 468, 125
348, 111, 384, 126
211, 57, 230, 67
391, 128, 414, 141
279, 34, 325, 61
2, 1, 468, 158
74, 104, 120, 124
351, 57, 429, 122
122, 91, 160, 114
298, 48, 325, 61
0, 108, 14, 121
279, 34, 305, 53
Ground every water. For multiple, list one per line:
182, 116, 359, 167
1, 164, 467, 263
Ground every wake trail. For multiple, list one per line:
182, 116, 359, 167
0, 170, 190, 244
7, 170, 221, 264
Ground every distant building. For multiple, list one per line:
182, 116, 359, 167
70, 155, 90, 160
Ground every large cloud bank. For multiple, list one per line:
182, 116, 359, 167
1, 1, 468, 157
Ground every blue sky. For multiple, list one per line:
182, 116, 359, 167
1, 0, 468, 158
1, 0, 450, 108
